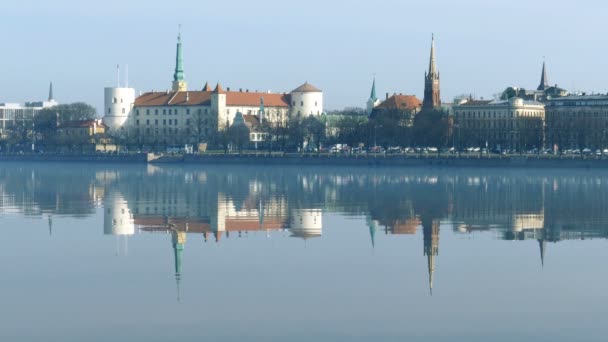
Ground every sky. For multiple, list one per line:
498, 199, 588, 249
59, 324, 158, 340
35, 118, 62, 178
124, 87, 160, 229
1, 0, 608, 113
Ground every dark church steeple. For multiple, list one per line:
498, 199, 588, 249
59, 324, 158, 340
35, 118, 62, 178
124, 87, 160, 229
537, 61, 549, 91
423, 34, 441, 110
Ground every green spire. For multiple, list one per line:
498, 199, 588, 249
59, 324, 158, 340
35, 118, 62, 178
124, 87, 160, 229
173, 31, 185, 82
172, 230, 185, 302
370, 76, 378, 102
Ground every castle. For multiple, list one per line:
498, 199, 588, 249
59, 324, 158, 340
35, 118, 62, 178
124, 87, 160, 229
103, 31, 323, 146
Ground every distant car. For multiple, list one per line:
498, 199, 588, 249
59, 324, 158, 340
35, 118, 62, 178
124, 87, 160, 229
387, 146, 402, 154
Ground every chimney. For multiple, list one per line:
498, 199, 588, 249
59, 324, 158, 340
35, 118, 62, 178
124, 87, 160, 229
186, 92, 189, 102
246, 89, 249, 92
239, 88, 242, 92
227, 87, 231, 91
386, 93, 389, 100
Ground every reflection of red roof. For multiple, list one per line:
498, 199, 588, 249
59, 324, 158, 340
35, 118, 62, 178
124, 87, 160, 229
225, 218, 287, 231
390, 218, 420, 234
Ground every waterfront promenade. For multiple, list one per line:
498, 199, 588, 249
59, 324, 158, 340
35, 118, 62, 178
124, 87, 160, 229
2, 152, 608, 168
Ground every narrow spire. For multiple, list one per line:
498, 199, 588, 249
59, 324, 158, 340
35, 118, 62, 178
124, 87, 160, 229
428, 33, 437, 78
369, 224, 376, 249
538, 239, 546, 268
537, 60, 549, 91
172, 26, 187, 91
172, 230, 185, 302
48, 82, 54, 101
369, 75, 378, 102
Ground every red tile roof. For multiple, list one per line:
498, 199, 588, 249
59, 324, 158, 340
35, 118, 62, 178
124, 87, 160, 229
134, 91, 212, 106
226, 92, 290, 107
376, 94, 422, 111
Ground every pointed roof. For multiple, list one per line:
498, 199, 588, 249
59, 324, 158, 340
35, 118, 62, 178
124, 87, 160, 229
173, 31, 185, 82
291, 82, 322, 93
427, 34, 438, 78
369, 77, 378, 102
537, 61, 549, 91
212, 82, 225, 94
202, 82, 212, 91
48, 82, 54, 101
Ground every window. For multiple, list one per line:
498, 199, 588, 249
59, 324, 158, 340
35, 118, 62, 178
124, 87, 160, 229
146, 119, 150, 125
186, 108, 190, 115
163, 109, 166, 115
108, 108, 111, 114
175, 120, 178, 126
301, 101, 304, 106
113, 98, 117, 103
186, 119, 191, 125
155, 109, 158, 115
163, 119, 166, 125
136, 120, 140, 125
146, 109, 150, 115
136, 109, 140, 116
155, 119, 158, 125
315, 101, 317, 106
121, 98, 123, 103
122, 108, 125, 114
292, 101, 296, 106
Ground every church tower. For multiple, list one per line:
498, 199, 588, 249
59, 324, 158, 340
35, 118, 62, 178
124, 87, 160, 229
172, 30, 187, 92
422, 34, 441, 110
537, 61, 549, 91
366, 76, 380, 115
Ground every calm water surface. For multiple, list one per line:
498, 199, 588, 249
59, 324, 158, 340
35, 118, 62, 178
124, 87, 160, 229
1, 162, 607, 341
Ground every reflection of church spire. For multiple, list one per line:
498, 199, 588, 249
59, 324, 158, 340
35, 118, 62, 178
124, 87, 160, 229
538, 239, 546, 268
48, 214, 53, 236
423, 218, 439, 296
369, 223, 376, 249
172, 230, 186, 302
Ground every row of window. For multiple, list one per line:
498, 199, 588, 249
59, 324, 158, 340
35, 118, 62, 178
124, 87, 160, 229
135, 108, 211, 116
292, 101, 319, 107
455, 110, 542, 118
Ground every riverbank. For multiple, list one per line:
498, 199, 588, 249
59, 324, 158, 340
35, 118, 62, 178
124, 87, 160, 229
2, 152, 608, 168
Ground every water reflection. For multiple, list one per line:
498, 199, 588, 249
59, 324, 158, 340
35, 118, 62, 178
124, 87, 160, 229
1, 163, 608, 300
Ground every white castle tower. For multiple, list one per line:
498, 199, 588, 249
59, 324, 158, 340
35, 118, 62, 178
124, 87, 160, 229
103, 86, 135, 133
290, 209, 323, 239
290, 82, 323, 117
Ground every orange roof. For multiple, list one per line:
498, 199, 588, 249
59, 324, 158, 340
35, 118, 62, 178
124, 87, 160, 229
376, 94, 422, 111
134, 91, 212, 107
226, 91, 290, 107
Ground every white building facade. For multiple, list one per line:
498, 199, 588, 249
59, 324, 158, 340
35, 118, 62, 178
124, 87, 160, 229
102, 33, 323, 146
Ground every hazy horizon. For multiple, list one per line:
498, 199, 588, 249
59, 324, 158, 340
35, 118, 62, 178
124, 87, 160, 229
2, 0, 607, 113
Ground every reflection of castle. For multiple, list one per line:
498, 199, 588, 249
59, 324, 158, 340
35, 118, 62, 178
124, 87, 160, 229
290, 209, 323, 239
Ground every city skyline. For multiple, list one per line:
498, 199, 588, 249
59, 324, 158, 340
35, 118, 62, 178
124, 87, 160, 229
2, 0, 608, 113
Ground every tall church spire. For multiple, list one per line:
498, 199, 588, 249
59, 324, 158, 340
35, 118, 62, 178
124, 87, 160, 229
172, 27, 187, 92
537, 61, 549, 91
422, 34, 441, 110
48, 82, 54, 101
370, 76, 378, 102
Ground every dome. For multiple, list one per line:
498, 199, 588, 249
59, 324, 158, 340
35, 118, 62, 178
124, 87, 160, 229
291, 82, 322, 93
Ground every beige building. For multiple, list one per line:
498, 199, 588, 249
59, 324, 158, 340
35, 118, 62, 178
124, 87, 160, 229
453, 97, 545, 151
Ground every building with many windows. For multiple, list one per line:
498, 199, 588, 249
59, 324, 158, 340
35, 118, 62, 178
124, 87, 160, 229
545, 94, 608, 150
103, 32, 323, 147
0, 83, 58, 144
453, 97, 545, 151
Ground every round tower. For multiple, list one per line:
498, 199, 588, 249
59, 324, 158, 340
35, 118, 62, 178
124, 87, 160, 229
103, 191, 134, 236
290, 82, 323, 117
290, 209, 323, 239
103, 87, 135, 133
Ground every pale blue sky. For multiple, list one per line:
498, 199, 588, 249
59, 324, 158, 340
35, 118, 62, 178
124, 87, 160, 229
2, 0, 607, 113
